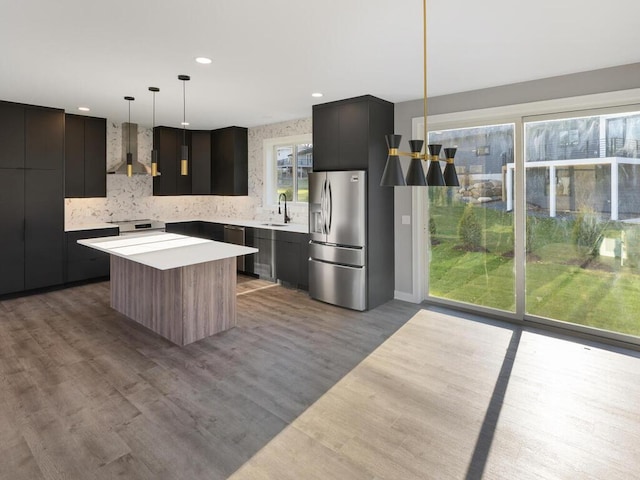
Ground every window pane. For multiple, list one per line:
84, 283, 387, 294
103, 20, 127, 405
524, 112, 640, 337
428, 124, 515, 312
276, 145, 293, 202
296, 143, 313, 202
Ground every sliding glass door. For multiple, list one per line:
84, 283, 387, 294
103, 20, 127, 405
425, 107, 640, 341
523, 110, 640, 337
427, 124, 516, 313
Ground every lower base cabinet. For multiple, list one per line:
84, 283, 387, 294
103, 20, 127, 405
245, 227, 309, 290
166, 222, 309, 290
65, 228, 118, 282
166, 221, 225, 242
245, 228, 274, 280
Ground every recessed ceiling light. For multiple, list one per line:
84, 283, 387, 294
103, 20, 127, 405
311, 92, 323, 98
181, 122, 190, 126
78, 106, 90, 111
195, 57, 212, 64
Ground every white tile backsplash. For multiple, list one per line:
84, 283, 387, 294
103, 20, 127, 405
65, 117, 312, 229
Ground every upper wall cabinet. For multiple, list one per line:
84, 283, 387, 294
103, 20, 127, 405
65, 114, 106, 198
152, 125, 248, 196
312, 95, 392, 172
191, 130, 212, 195
211, 126, 248, 196
0, 102, 25, 169
152, 126, 192, 196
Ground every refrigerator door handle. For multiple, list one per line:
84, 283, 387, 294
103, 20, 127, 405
327, 181, 333, 235
321, 179, 328, 234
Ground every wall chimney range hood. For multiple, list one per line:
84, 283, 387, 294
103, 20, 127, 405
107, 122, 151, 175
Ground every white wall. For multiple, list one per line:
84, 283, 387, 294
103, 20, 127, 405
65, 117, 312, 228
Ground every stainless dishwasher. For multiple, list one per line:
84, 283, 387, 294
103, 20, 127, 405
224, 225, 245, 271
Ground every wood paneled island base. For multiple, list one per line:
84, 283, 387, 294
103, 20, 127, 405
110, 255, 237, 345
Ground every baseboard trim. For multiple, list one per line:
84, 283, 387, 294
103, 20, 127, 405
394, 290, 421, 303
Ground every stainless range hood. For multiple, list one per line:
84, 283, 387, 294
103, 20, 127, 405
108, 122, 151, 175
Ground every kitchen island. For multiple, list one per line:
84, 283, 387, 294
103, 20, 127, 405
78, 232, 257, 346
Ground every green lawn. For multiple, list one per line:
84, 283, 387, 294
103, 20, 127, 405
429, 201, 640, 337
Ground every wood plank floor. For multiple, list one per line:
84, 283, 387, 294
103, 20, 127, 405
2, 279, 640, 479
0, 277, 420, 479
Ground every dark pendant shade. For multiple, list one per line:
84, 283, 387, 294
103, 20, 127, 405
406, 159, 426, 186
380, 134, 406, 186
180, 144, 188, 176
151, 149, 159, 177
406, 139, 426, 186
426, 161, 445, 186
380, 155, 405, 186
126, 152, 133, 178
426, 144, 445, 186
443, 147, 459, 187
443, 163, 459, 187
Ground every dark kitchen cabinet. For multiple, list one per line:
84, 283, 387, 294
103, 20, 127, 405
211, 126, 248, 196
26, 107, 64, 170
25, 169, 64, 290
244, 227, 309, 290
0, 102, 25, 168
153, 126, 248, 196
191, 130, 212, 195
65, 227, 118, 283
275, 231, 301, 287
312, 95, 387, 172
0, 101, 64, 296
201, 222, 225, 241
65, 114, 106, 198
153, 126, 192, 196
166, 221, 202, 237
0, 169, 26, 294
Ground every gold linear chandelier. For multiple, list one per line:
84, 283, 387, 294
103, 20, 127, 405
380, 0, 459, 187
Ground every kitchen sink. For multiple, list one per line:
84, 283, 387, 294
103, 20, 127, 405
261, 223, 288, 226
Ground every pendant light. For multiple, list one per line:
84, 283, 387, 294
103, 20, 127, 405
426, 144, 445, 186
443, 147, 460, 186
380, 0, 458, 187
149, 87, 160, 177
178, 74, 190, 176
124, 96, 135, 178
380, 134, 406, 186
405, 140, 427, 186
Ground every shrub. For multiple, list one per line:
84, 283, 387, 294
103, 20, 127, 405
623, 226, 640, 268
571, 209, 607, 257
458, 203, 483, 250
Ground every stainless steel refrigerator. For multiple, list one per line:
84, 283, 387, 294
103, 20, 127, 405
308, 170, 367, 311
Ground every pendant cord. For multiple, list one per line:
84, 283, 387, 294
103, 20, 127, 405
182, 80, 186, 144
423, 0, 428, 149
128, 100, 131, 155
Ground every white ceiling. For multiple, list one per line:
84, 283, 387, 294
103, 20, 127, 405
2, 0, 639, 129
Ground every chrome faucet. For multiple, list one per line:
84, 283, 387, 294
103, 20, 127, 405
278, 193, 291, 224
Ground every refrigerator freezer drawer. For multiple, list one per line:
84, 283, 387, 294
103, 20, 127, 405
309, 242, 365, 267
309, 259, 366, 311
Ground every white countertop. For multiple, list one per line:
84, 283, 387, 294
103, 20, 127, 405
164, 218, 309, 234
65, 219, 308, 234
78, 232, 258, 271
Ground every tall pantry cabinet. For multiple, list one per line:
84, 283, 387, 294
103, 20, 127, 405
0, 101, 65, 295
